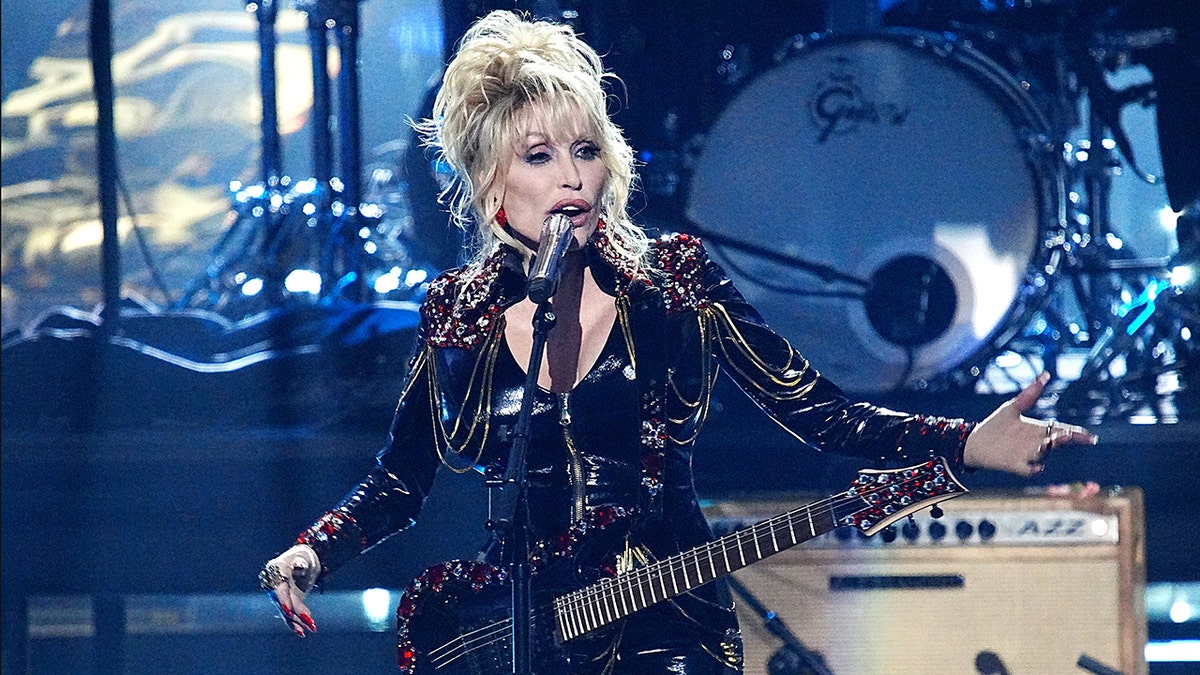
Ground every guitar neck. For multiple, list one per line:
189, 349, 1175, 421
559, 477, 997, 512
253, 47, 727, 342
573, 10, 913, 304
552, 495, 848, 641
551, 457, 966, 643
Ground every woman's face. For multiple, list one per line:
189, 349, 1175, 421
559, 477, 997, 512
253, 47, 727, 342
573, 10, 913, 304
499, 102, 607, 252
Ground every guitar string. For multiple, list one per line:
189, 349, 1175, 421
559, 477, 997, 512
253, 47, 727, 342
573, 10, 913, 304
428, 464, 956, 666
429, 618, 513, 664
431, 467, 953, 666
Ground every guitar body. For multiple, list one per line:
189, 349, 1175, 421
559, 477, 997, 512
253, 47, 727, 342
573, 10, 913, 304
398, 507, 634, 673
397, 560, 543, 673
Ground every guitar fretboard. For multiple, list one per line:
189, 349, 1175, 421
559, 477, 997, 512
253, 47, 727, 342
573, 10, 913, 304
552, 496, 848, 641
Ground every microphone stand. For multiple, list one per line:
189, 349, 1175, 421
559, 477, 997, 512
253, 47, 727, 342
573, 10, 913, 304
491, 297, 558, 673
726, 576, 834, 675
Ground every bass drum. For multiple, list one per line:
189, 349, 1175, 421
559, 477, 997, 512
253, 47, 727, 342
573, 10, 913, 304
685, 30, 1064, 393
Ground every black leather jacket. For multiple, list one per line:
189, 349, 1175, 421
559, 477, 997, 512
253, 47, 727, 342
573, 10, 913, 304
294, 228, 975, 670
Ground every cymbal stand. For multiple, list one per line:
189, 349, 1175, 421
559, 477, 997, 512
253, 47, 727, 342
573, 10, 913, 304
1039, 24, 1195, 419
174, 0, 288, 313
175, 0, 375, 317
256, 0, 284, 192
296, 0, 368, 303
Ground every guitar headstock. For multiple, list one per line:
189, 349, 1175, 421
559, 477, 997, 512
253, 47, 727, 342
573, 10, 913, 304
839, 457, 968, 536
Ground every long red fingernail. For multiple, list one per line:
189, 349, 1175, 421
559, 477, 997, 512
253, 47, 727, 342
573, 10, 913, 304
301, 613, 317, 632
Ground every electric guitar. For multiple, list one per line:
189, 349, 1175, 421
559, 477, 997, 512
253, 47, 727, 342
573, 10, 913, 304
395, 457, 967, 673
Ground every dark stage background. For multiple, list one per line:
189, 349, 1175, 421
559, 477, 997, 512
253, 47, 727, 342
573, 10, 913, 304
3, 1, 1198, 674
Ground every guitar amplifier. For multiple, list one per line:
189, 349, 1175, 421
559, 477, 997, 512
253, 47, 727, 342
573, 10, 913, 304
703, 488, 1146, 675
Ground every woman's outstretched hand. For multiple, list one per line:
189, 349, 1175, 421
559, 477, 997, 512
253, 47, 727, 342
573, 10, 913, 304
259, 544, 321, 637
964, 371, 1098, 477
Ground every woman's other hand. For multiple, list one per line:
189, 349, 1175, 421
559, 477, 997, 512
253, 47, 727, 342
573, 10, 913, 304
964, 371, 1098, 477
259, 544, 320, 636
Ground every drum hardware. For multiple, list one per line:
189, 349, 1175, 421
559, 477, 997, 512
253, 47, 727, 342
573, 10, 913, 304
680, 217, 869, 289
175, 0, 435, 320
996, 10, 1196, 419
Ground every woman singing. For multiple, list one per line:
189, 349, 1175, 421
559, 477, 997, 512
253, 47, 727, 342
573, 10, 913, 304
260, 10, 1096, 673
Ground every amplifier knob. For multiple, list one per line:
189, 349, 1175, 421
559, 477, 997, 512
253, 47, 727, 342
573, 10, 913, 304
978, 519, 997, 540
955, 520, 974, 540
928, 520, 947, 541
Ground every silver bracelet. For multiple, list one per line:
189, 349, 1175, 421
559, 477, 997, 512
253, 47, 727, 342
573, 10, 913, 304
258, 562, 287, 591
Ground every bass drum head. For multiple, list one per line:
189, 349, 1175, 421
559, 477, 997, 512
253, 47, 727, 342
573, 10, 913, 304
685, 31, 1060, 393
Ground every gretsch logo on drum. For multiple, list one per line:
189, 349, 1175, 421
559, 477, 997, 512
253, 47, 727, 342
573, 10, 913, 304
809, 60, 910, 143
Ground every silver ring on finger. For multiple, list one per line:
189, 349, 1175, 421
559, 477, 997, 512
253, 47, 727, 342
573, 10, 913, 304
1036, 421, 1055, 463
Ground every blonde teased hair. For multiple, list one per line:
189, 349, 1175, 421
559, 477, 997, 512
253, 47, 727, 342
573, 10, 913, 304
413, 10, 649, 270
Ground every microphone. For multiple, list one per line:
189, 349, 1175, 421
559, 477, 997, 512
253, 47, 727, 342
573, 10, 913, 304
526, 213, 574, 303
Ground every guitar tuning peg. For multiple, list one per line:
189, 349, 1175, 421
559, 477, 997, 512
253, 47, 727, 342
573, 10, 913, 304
881, 525, 897, 543
930, 504, 944, 519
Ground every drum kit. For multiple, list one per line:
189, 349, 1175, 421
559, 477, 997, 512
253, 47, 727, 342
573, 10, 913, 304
176, 0, 1196, 408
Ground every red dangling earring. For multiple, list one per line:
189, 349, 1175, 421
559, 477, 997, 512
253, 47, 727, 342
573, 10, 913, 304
495, 207, 508, 228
